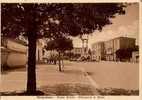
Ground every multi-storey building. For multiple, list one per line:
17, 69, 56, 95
104, 37, 136, 61
92, 41, 105, 61
91, 37, 136, 61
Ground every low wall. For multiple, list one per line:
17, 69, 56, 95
1, 50, 27, 67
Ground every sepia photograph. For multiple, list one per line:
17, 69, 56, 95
0, 2, 140, 97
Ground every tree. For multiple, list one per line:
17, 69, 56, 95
46, 37, 73, 72
1, 3, 125, 94
116, 48, 135, 61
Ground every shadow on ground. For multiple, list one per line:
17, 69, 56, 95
0, 83, 139, 96
1, 66, 26, 74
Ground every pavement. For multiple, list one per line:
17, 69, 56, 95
0, 61, 139, 93
76, 61, 139, 90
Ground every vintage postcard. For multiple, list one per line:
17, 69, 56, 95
0, 0, 141, 100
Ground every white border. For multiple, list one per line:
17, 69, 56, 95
0, 0, 141, 100
0, 0, 140, 3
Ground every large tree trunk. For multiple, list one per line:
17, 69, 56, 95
25, 5, 38, 94
27, 34, 37, 94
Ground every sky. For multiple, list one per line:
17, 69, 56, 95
72, 3, 139, 48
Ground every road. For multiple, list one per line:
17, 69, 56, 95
0, 61, 139, 92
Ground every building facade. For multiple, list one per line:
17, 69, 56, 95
131, 51, 139, 63
36, 39, 45, 62
92, 42, 105, 61
104, 37, 136, 61
91, 37, 136, 61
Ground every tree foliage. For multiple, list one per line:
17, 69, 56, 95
2, 3, 125, 38
116, 47, 137, 61
46, 37, 73, 52
46, 37, 73, 72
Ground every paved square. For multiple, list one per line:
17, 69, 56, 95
1, 61, 139, 93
